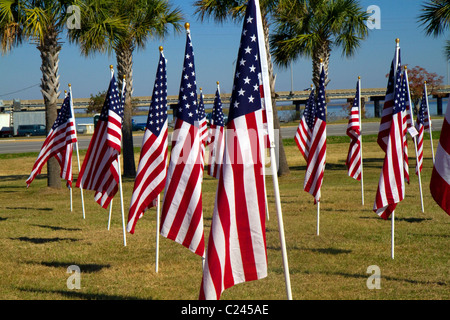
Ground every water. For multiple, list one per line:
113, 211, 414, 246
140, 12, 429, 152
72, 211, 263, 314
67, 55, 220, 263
74, 98, 448, 125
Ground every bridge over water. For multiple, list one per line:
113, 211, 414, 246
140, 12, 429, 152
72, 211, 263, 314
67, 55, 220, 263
3, 86, 450, 116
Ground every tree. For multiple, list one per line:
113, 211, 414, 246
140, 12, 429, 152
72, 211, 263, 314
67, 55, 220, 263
193, 0, 291, 176
0, 0, 73, 189
69, 0, 183, 177
405, 65, 444, 114
418, 0, 450, 60
270, 0, 369, 88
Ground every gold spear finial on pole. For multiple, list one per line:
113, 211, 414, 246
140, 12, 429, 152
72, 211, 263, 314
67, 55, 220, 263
185, 22, 190, 30
159, 46, 163, 52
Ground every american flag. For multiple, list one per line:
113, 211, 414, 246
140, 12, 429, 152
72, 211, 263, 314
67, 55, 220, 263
199, 0, 268, 300
295, 88, 315, 161
373, 60, 405, 220
76, 71, 125, 209
127, 50, 168, 234
430, 100, 450, 215
160, 28, 205, 257
346, 79, 362, 181
415, 85, 430, 175
378, 46, 401, 152
207, 84, 225, 178
26, 92, 77, 188
304, 66, 327, 203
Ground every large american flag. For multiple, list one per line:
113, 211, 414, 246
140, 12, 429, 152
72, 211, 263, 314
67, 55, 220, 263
127, 50, 168, 234
415, 86, 430, 175
207, 84, 225, 178
373, 61, 405, 220
26, 92, 77, 187
378, 46, 401, 152
304, 67, 327, 203
76, 71, 125, 209
430, 100, 450, 215
295, 88, 315, 161
199, 0, 268, 300
160, 28, 205, 257
346, 79, 362, 181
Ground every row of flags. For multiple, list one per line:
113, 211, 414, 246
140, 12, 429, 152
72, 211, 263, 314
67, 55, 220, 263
25, 0, 449, 300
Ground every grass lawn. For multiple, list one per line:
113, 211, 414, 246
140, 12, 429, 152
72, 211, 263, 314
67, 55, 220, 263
0, 132, 448, 300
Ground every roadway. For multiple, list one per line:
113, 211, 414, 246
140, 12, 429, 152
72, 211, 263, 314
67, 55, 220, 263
0, 119, 443, 154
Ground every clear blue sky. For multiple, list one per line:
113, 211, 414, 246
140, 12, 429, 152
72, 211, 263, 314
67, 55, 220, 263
0, 0, 448, 101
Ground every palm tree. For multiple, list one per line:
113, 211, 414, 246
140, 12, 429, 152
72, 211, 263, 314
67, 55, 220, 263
69, 0, 183, 177
270, 0, 369, 88
0, 0, 73, 189
193, 0, 291, 176
418, 0, 450, 60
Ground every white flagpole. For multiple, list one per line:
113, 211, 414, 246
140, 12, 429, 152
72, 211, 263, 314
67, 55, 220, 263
414, 136, 425, 212
155, 194, 161, 273
256, 0, 292, 300
117, 154, 127, 247
317, 201, 320, 236
358, 77, 365, 206
424, 81, 435, 164
119, 73, 127, 247
404, 67, 424, 212
108, 200, 113, 230
391, 211, 395, 259
69, 84, 86, 219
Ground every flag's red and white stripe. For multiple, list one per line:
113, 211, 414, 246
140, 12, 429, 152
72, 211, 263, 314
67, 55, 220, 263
415, 121, 424, 175
346, 81, 362, 181
26, 96, 77, 188
430, 102, 450, 215
374, 110, 405, 219
304, 118, 326, 202
160, 120, 204, 256
200, 110, 267, 300
55, 143, 74, 187
295, 120, 311, 161
127, 121, 168, 233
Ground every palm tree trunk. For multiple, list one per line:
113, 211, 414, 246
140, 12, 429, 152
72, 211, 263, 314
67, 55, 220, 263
262, 13, 290, 176
312, 41, 331, 88
116, 45, 136, 178
38, 29, 62, 189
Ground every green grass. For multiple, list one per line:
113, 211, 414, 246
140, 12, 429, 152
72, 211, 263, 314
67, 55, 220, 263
0, 134, 448, 300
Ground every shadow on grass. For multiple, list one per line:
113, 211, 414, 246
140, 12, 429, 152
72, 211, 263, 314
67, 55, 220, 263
0, 217, 7, 221
359, 216, 432, 223
306, 248, 352, 255
32, 224, 82, 232
11, 237, 79, 244
0, 175, 42, 182
361, 158, 384, 167
6, 206, 53, 211
268, 246, 351, 255
38, 261, 111, 273
18, 287, 145, 300
281, 269, 447, 287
